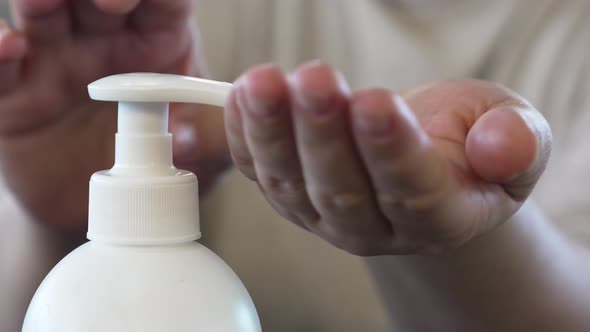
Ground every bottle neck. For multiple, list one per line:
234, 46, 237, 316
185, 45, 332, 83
111, 102, 175, 177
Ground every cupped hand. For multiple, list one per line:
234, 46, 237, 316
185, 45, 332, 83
0, 0, 227, 231
225, 62, 551, 255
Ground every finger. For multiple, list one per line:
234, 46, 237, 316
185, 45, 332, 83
466, 104, 551, 201
289, 62, 391, 252
130, 0, 192, 31
72, 0, 126, 34
0, 20, 27, 93
237, 64, 319, 230
350, 89, 450, 215
10, 0, 62, 16
0, 20, 27, 61
225, 79, 256, 180
10, 0, 70, 43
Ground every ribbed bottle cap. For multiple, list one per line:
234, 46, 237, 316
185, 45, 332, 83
88, 171, 200, 244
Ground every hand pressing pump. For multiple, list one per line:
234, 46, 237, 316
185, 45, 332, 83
22, 73, 262, 332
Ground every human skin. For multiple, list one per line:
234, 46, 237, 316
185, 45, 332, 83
0, 0, 228, 232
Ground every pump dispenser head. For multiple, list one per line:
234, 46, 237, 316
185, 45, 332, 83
87, 73, 232, 245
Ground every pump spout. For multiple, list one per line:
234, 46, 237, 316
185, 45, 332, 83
88, 73, 232, 107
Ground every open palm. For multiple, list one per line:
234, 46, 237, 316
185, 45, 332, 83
225, 63, 552, 255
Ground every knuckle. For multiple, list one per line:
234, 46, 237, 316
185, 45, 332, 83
376, 188, 448, 217
258, 175, 321, 228
259, 174, 307, 200
310, 188, 369, 216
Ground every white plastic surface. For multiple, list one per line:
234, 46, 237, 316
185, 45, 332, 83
22, 73, 261, 332
88, 171, 201, 245
88, 73, 232, 106
85, 73, 233, 243
22, 242, 261, 332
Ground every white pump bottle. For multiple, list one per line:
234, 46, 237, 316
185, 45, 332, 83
22, 73, 262, 332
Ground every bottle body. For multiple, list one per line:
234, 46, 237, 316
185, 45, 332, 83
22, 240, 261, 332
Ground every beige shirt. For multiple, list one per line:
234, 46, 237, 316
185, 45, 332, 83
2, 1, 590, 331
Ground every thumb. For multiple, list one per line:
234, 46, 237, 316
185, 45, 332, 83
466, 104, 552, 201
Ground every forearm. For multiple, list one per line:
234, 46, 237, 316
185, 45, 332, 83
367, 201, 590, 332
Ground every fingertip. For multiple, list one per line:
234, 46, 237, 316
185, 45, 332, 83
14, 0, 63, 16
286, 61, 351, 121
224, 86, 243, 134
466, 107, 538, 184
236, 64, 289, 118
241, 64, 288, 100
93, 0, 141, 14
289, 60, 351, 98
0, 29, 27, 62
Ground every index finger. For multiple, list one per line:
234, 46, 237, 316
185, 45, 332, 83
10, 0, 63, 18
9, 0, 69, 43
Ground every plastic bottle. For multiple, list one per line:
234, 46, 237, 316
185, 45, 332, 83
22, 73, 262, 332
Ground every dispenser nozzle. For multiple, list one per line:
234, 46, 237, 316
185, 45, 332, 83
88, 73, 232, 177
86, 73, 232, 243
88, 72, 232, 106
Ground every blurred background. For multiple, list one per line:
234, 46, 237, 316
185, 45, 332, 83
1, 2, 8, 19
